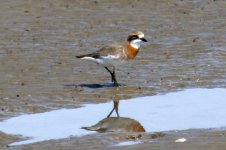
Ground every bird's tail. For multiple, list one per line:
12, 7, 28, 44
76, 53, 100, 59
75, 54, 91, 58
75, 55, 84, 58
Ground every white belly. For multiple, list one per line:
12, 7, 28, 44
81, 55, 126, 67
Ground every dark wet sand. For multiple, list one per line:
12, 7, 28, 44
1, 0, 226, 149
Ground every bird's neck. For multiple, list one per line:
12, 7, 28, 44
124, 42, 139, 59
130, 42, 141, 49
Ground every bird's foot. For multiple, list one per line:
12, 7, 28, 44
113, 81, 119, 87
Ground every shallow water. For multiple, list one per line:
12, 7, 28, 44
0, 88, 226, 146
1, 0, 226, 120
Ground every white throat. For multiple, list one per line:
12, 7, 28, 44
130, 39, 142, 49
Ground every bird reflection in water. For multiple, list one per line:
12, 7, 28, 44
82, 88, 145, 133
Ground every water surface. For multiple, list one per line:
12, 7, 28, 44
0, 88, 226, 146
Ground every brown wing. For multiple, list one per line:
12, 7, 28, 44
76, 44, 124, 59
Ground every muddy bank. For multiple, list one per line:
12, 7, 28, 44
1, 0, 226, 149
1, 0, 226, 119
4, 129, 226, 150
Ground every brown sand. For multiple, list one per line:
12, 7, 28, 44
1, 0, 226, 149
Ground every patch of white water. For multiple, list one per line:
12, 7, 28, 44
0, 88, 226, 146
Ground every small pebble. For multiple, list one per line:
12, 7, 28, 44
175, 138, 186, 143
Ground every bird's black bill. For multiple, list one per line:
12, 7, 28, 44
140, 38, 147, 42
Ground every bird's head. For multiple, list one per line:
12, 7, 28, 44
127, 31, 147, 49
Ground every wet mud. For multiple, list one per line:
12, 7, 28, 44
1, 0, 226, 149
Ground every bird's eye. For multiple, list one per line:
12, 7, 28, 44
132, 35, 139, 39
128, 35, 139, 42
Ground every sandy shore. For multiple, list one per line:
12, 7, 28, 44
1, 0, 226, 149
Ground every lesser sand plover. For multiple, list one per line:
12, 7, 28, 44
76, 31, 147, 86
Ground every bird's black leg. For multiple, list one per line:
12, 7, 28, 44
107, 100, 120, 118
104, 67, 114, 82
104, 67, 118, 86
112, 67, 118, 86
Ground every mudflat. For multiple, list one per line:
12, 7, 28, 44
1, 0, 226, 149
